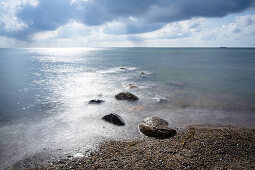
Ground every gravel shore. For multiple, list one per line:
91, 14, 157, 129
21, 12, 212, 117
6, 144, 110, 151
14, 125, 255, 169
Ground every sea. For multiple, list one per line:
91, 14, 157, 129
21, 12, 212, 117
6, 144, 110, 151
0, 48, 255, 168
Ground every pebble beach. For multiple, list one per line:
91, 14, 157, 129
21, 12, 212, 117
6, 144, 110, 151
14, 124, 255, 169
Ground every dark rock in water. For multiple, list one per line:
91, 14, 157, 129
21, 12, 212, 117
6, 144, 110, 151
139, 116, 176, 138
140, 72, 145, 75
102, 113, 125, 126
120, 67, 127, 70
115, 92, 139, 101
88, 99, 105, 104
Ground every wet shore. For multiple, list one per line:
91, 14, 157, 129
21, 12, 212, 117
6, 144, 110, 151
13, 124, 255, 169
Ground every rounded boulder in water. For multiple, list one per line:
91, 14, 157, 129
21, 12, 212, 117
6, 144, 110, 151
139, 116, 176, 138
102, 113, 125, 126
115, 92, 139, 101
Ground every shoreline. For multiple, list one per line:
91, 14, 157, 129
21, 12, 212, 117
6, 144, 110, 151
13, 124, 255, 169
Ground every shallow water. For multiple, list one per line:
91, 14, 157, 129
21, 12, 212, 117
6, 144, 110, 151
0, 48, 255, 168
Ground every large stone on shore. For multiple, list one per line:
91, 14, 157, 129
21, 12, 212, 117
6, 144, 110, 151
88, 99, 105, 104
139, 116, 176, 138
115, 92, 139, 101
102, 113, 125, 126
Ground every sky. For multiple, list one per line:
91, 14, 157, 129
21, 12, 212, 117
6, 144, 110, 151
0, 0, 255, 47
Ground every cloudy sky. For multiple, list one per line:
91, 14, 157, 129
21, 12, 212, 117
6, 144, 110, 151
0, 0, 255, 47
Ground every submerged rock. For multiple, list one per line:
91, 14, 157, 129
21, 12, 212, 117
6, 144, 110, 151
167, 81, 185, 87
154, 98, 169, 104
127, 83, 138, 89
88, 99, 105, 104
115, 92, 139, 101
139, 116, 176, 138
102, 113, 125, 126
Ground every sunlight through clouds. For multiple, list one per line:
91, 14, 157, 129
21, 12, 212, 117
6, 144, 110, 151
0, 0, 255, 47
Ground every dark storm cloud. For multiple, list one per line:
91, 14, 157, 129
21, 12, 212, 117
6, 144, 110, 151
75, 0, 157, 26
1, 0, 255, 40
144, 0, 255, 23
78, 0, 255, 25
0, 0, 76, 40
72, 0, 255, 35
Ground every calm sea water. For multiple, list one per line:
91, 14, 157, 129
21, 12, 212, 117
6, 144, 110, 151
1, 48, 255, 167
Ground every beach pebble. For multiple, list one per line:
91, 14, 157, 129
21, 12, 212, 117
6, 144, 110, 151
139, 116, 176, 138
115, 92, 139, 101
102, 113, 125, 126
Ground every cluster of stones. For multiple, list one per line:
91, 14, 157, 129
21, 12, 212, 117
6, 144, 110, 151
87, 67, 176, 138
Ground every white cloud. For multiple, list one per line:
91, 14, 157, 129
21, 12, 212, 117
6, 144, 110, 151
0, 36, 28, 47
28, 20, 137, 47
129, 16, 137, 22
216, 14, 255, 37
32, 30, 58, 40
103, 21, 127, 35
31, 20, 91, 40
137, 14, 255, 47
0, 0, 38, 31
137, 18, 207, 40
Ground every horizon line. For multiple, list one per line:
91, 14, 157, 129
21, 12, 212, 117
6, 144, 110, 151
1, 46, 255, 49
